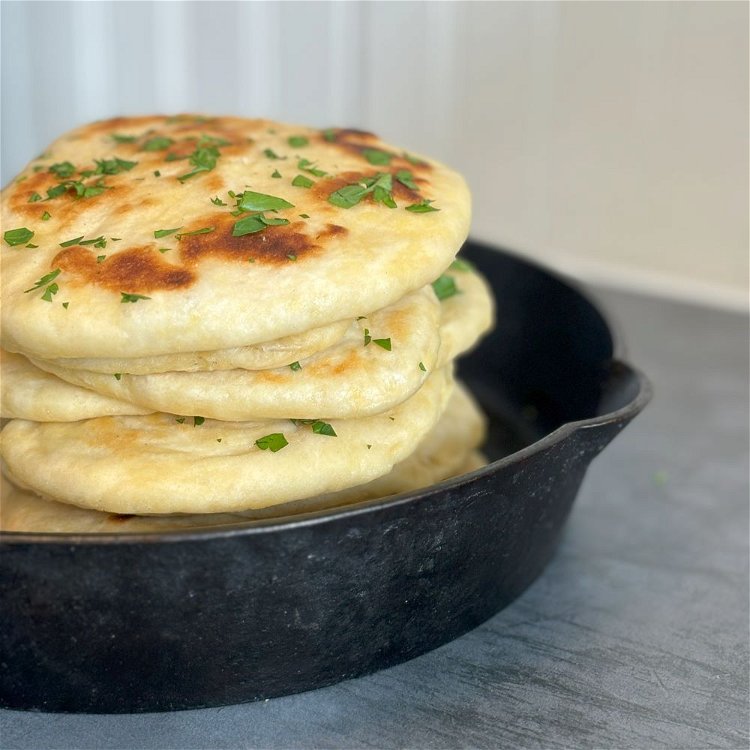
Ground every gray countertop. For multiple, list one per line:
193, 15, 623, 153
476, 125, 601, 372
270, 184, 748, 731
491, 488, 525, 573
2, 288, 748, 750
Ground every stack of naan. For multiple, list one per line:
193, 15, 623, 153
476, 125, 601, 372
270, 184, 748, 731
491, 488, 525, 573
0, 115, 493, 532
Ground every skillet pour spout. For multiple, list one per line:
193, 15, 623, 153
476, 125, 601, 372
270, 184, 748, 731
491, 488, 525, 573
0, 242, 650, 713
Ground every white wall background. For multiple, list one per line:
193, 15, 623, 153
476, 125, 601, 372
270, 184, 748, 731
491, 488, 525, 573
2, 1, 747, 308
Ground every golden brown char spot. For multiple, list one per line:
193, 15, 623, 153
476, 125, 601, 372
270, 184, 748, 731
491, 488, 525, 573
54, 245, 194, 293
83, 115, 163, 136
107, 513, 135, 522
179, 215, 323, 267
204, 173, 225, 193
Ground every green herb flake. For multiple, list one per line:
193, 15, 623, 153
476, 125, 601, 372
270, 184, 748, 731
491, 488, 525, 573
255, 433, 289, 452
297, 158, 327, 177
431, 274, 459, 301
157, 248, 170, 254
82, 157, 137, 176
143, 136, 174, 152
328, 172, 394, 209
216, 438, 222, 443
111, 237, 122, 241
59, 236, 84, 248
363, 328, 371, 346
175, 226, 215, 240
291, 174, 314, 188
113, 373, 122, 380
236, 190, 294, 212
419, 361, 426, 372
175, 417, 186, 424
4, 227, 34, 246
232, 213, 290, 237
48, 162, 76, 179
271, 169, 282, 179
299, 213, 310, 219
154, 227, 182, 239
362, 148, 392, 166
322, 128, 336, 142
449, 258, 474, 272
374, 338, 392, 351
311, 420, 337, 437
62, 302, 69, 309
120, 292, 151, 303
154, 170, 161, 177
211, 196, 227, 206
176, 137, 224, 182
289, 361, 302, 371
403, 152, 428, 166
288, 135, 309, 148
25, 243, 38, 249
28, 192, 43, 203
286, 253, 297, 261
41, 283, 59, 302
24, 269, 62, 300
263, 148, 284, 160
111, 133, 138, 144
80, 236, 106, 247
405, 199, 439, 213
41, 211, 51, 221
193, 416, 205, 427
395, 169, 418, 190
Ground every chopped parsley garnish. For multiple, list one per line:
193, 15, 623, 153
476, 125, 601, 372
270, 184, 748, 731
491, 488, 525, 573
362, 148, 392, 166
142, 136, 174, 151
26, 243, 38, 248
292, 174, 314, 188
289, 361, 301, 371
41, 211, 51, 221
432, 274, 459, 301
298, 158, 327, 177
4, 227, 34, 246
299, 213, 310, 218
28, 192, 43, 203
373, 338, 392, 351
154, 227, 182, 238
272, 169, 282, 178
232, 214, 290, 236
120, 292, 151, 303
59, 236, 84, 248
158, 248, 170, 253
211, 196, 227, 206
80, 236, 107, 248
175, 417, 186, 424
395, 169, 418, 190
405, 199, 439, 213
322, 128, 336, 142
236, 190, 294, 212
114, 373, 122, 380
311, 420, 337, 437
363, 328, 371, 346
111, 133, 138, 143
62, 302, 69, 309
288, 135, 309, 148
193, 416, 205, 427
403, 152, 427, 166
24, 268, 61, 295
286, 253, 297, 261
49, 162, 76, 179
176, 136, 226, 182
41, 283, 59, 302
450, 258, 474, 272
81, 157, 137, 177
263, 148, 283, 160
419, 361, 426, 371
46, 178, 108, 200
255, 433, 288, 452
328, 172, 395, 209
175, 227, 214, 239
154, 170, 161, 177
97, 255, 106, 263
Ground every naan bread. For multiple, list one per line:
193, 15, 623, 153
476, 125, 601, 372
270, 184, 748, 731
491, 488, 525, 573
36, 317, 351, 374
0, 367, 454, 514
29, 286, 441, 420
2, 116, 470, 360
0, 381, 486, 532
0, 349, 150, 421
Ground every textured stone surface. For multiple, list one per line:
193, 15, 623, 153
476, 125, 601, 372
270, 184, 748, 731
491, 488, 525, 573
2, 288, 748, 749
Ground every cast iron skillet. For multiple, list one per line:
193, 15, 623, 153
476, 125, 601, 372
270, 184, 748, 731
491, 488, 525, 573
0, 241, 651, 713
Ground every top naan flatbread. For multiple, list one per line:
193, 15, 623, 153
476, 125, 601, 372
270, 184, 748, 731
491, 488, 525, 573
1, 115, 470, 359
